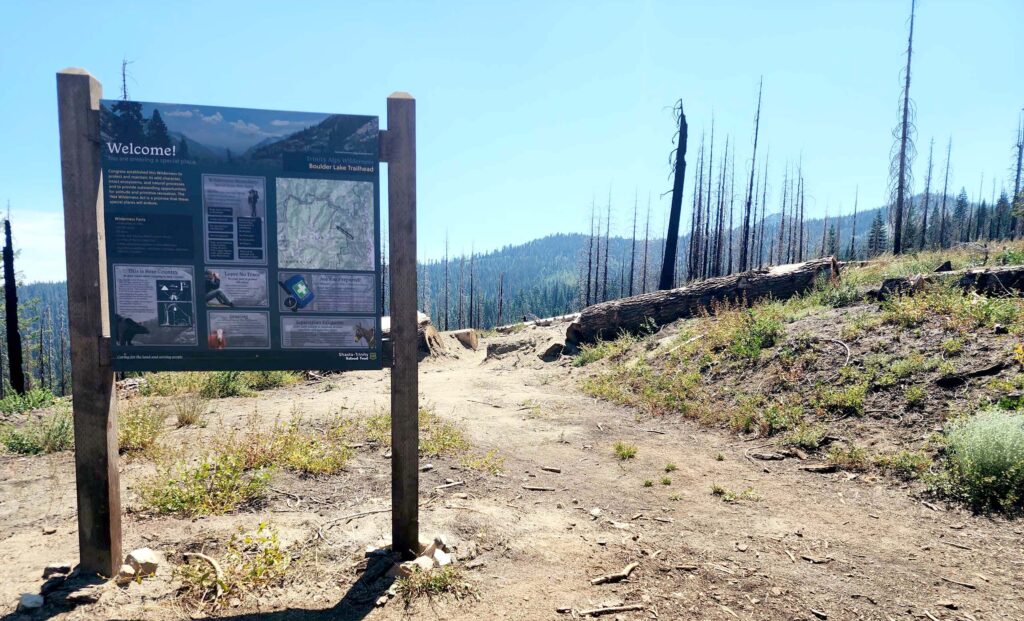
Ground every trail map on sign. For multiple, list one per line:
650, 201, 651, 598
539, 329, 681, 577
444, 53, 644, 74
276, 178, 376, 271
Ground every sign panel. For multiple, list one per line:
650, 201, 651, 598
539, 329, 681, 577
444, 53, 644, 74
100, 100, 382, 371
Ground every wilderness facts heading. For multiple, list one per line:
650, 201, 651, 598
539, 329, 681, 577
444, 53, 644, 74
105, 142, 177, 157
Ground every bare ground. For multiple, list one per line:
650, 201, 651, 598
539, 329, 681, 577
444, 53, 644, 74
2, 324, 1023, 621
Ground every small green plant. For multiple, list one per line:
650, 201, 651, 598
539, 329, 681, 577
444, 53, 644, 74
715, 452, 724, 461
0, 388, 56, 414
176, 522, 290, 607
875, 449, 931, 480
816, 383, 867, 417
362, 406, 469, 458
141, 452, 270, 516
460, 449, 504, 475
573, 332, 639, 367
201, 371, 253, 398
827, 444, 870, 471
0, 407, 73, 454
941, 337, 965, 357
613, 441, 637, 460
940, 408, 1024, 513
711, 484, 758, 502
782, 422, 827, 451
643, 479, 653, 487
174, 394, 209, 428
396, 566, 468, 601
660, 476, 672, 486
664, 463, 678, 473
904, 385, 926, 408
118, 401, 165, 453
727, 308, 784, 361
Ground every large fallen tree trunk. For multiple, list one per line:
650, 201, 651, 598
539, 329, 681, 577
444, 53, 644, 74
382, 312, 445, 358
876, 264, 1024, 300
566, 257, 838, 344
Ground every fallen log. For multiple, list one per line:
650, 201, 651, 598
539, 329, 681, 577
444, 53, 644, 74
876, 264, 1024, 300
381, 312, 445, 358
450, 328, 479, 350
566, 257, 838, 344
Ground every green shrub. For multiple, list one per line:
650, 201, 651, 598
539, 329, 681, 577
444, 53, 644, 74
827, 444, 870, 471
176, 521, 290, 606
904, 385, 926, 407
201, 371, 253, 398
0, 407, 73, 454
118, 401, 165, 453
941, 408, 1024, 513
816, 383, 867, 417
875, 449, 931, 480
141, 452, 270, 516
613, 441, 637, 460
0, 388, 56, 414
782, 422, 827, 451
728, 308, 784, 360
396, 565, 468, 601
239, 371, 301, 391
573, 332, 638, 367
174, 394, 209, 428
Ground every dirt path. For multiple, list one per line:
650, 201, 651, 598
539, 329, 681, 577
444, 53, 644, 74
2, 325, 1023, 620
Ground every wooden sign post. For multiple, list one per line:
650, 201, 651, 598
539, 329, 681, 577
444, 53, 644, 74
56, 68, 122, 577
381, 93, 419, 559
56, 69, 420, 574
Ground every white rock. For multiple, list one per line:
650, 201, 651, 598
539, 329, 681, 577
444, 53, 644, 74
412, 556, 434, 572
18, 593, 44, 611
433, 549, 453, 567
116, 564, 136, 584
589, 507, 602, 518
125, 547, 163, 577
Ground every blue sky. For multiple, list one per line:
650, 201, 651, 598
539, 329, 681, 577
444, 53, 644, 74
1, 0, 1021, 282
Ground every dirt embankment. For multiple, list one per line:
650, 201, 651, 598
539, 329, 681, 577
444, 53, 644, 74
1, 319, 1022, 621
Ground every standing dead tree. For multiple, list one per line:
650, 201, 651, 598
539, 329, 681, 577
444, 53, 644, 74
659, 100, 688, 290
586, 198, 596, 306
739, 77, 763, 272
1013, 114, 1024, 239
687, 134, 705, 282
642, 193, 651, 293
602, 189, 611, 301
939, 138, 952, 248
890, 0, 917, 254
628, 189, 638, 296
919, 137, 934, 249
3, 217, 24, 394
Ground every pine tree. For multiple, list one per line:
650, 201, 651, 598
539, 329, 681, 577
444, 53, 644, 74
146, 109, 172, 147
953, 189, 969, 242
868, 212, 888, 256
919, 137, 933, 249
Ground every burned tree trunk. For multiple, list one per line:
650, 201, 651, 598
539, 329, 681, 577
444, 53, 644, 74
659, 100, 688, 290
567, 257, 837, 344
3, 219, 24, 394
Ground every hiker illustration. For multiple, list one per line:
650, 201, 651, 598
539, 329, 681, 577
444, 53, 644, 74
205, 270, 234, 307
247, 188, 260, 218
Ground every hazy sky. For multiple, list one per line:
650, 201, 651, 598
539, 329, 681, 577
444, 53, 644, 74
1, 0, 1022, 282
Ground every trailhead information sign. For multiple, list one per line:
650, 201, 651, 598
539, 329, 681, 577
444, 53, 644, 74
99, 100, 382, 371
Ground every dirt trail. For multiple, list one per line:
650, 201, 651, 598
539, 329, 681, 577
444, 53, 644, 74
2, 324, 1023, 620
